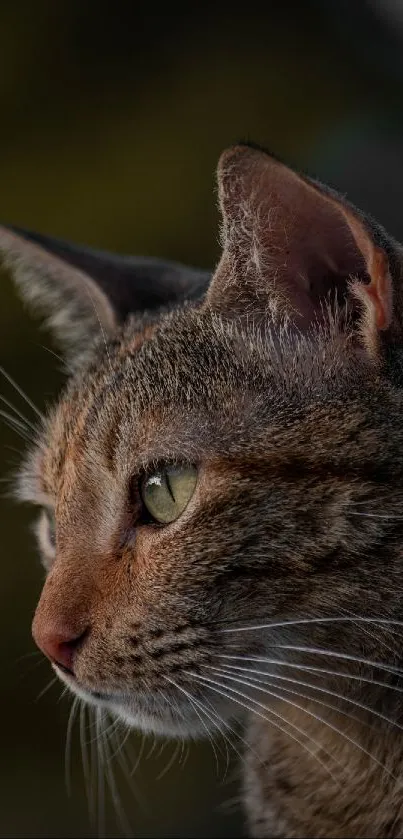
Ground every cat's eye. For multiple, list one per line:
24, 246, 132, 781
140, 464, 198, 524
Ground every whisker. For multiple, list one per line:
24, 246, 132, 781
164, 684, 234, 772
100, 710, 132, 838
79, 702, 95, 828
205, 665, 403, 777
88, 712, 120, 745
190, 671, 341, 785
39, 343, 64, 364
266, 644, 403, 676
179, 739, 191, 770
202, 693, 263, 771
15, 653, 46, 683
15, 650, 43, 664
88, 706, 99, 830
221, 644, 403, 677
219, 616, 403, 634
213, 662, 403, 734
0, 395, 38, 432
103, 720, 131, 763
95, 708, 106, 839
35, 675, 58, 701
339, 607, 400, 660
213, 663, 368, 728
145, 734, 158, 761
129, 731, 146, 778
154, 738, 168, 762
163, 675, 223, 777
210, 671, 401, 781
0, 408, 34, 442
65, 696, 80, 797
156, 740, 183, 782
350, 511, 403, 520
217, 654, 403, 695
109, 727, 149, 815
58, 686, 70, 703
0, 364, 44, 419
204, 667, 351, 778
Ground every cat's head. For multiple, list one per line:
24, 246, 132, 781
3, 143, 403, 736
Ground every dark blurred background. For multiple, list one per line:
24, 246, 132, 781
1, 1, 403, 836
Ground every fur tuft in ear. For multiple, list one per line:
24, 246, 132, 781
207, 144, 398, 360
0, 226, 210, 367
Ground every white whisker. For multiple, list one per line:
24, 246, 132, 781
204, 667, 350, 777
99, 710, 132, 838
39, 343, 64, 364
95, 708, 106, 839
164, 675, 223, 777
189, 670, 341, 785
0, 364, 44, 419
339, 608, 400, 659
35, 675, 58, 701
65, 696, 80, 797
206, 665, 398, 780
266, 644, 403, 676
212, 662, 403, 734
0, 408, 34, 442
202, 693, 264, 772
129, 732, 146, 779
217, 653, 403, 694
0, 395, 38, 433
157, 740, 183, 781
79, 702, 95, 828
350, 511, 403, 520
219, 616, 403, 634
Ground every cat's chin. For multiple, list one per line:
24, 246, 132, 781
53, 665, 223, 738
110, 702, 212, 738
109, 691, 230, 738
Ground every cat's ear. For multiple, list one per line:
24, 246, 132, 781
207, 144, 397, 358
0, 226, 209, 366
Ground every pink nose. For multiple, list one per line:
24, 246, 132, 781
32, 622, 88, 675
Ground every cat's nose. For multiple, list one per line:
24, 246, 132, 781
32, 620, 88, 675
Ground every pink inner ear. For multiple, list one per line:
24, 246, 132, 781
247, 165, 370, 328
366, 248, 392, 330
214, 145, 391, 336
343, 213, 393, 332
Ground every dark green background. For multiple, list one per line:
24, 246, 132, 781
1, 2, 403, 836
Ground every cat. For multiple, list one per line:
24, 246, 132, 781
2, 142, 403, 838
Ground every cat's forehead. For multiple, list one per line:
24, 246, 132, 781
28, 307, 369, 503
44, 311, 261, 478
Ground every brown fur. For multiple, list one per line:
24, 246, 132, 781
3, 143, 403, 837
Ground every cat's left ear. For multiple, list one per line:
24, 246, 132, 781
0, 226, 209, 367
207, 144, 401, 358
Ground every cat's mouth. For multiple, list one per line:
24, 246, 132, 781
53, 663, 124, 705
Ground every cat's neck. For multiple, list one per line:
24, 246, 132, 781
245, 693, 403, 838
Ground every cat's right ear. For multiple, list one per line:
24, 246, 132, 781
206, 144, 402, 361
0, 226, 209, 367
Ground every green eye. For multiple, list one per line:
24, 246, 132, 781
140, 464, 198, 524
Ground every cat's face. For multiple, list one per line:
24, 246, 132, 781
3, 143, 403, 738
18, 308, 403, 736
